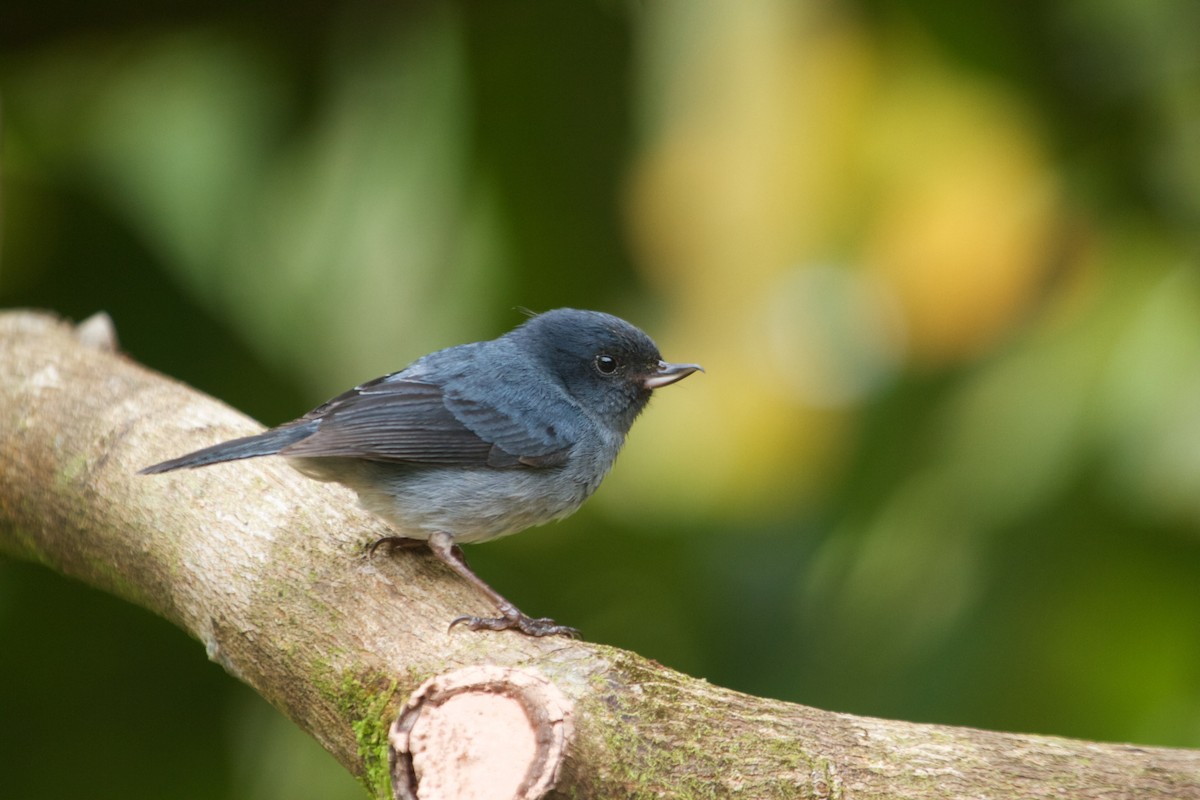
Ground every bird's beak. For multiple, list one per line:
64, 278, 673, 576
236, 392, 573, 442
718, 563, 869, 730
642, 360, 704, 390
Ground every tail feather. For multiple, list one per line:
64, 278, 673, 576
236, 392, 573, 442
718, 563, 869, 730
139, 422, 318, 474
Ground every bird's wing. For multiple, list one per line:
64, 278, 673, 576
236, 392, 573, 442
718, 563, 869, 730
279, 375, 572, 468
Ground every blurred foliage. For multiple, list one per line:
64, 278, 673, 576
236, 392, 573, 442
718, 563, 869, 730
3, 1, 1200, 797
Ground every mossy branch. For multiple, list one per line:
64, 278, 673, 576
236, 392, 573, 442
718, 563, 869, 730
1, 309, 1197, 800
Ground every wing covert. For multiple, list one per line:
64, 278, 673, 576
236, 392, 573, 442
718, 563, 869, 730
279, 375, 572, 468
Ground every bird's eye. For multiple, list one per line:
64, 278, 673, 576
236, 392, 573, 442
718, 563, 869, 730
594, 354, 619, 375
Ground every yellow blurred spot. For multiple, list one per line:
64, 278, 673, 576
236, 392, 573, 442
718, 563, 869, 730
618, 5, 1067, 523
614, 3, 873, 523
861, 68, 1062, 366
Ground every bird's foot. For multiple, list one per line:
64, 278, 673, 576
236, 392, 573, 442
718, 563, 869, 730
449, 612, 580, 639
367, 535, 426, 558
369, 536, 469, 564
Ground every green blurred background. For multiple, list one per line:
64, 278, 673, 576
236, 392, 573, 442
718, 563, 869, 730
3, 1, 1200, 797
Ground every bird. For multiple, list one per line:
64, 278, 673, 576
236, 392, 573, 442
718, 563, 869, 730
140, 308, 703, 637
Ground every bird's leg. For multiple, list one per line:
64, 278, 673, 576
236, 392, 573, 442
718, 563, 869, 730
426, 531, 580, 638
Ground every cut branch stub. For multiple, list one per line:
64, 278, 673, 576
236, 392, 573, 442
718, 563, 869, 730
389, 666, 575, 800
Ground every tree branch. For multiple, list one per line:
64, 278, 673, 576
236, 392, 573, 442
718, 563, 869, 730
1, 309, 1196, 800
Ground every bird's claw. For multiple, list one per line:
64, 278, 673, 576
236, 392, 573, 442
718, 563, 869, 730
449, 613, 580, 639
367, 536, 425, 558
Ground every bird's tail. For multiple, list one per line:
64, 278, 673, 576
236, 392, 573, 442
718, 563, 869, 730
139, 422, 317, 474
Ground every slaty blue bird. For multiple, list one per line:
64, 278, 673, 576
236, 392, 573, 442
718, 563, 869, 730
141, 308, 702, 637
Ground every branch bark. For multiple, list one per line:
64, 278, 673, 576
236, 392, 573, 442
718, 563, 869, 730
1, 309, 1197, 800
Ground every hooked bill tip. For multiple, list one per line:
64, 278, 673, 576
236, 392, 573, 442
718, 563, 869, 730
643, 361, 704, 390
